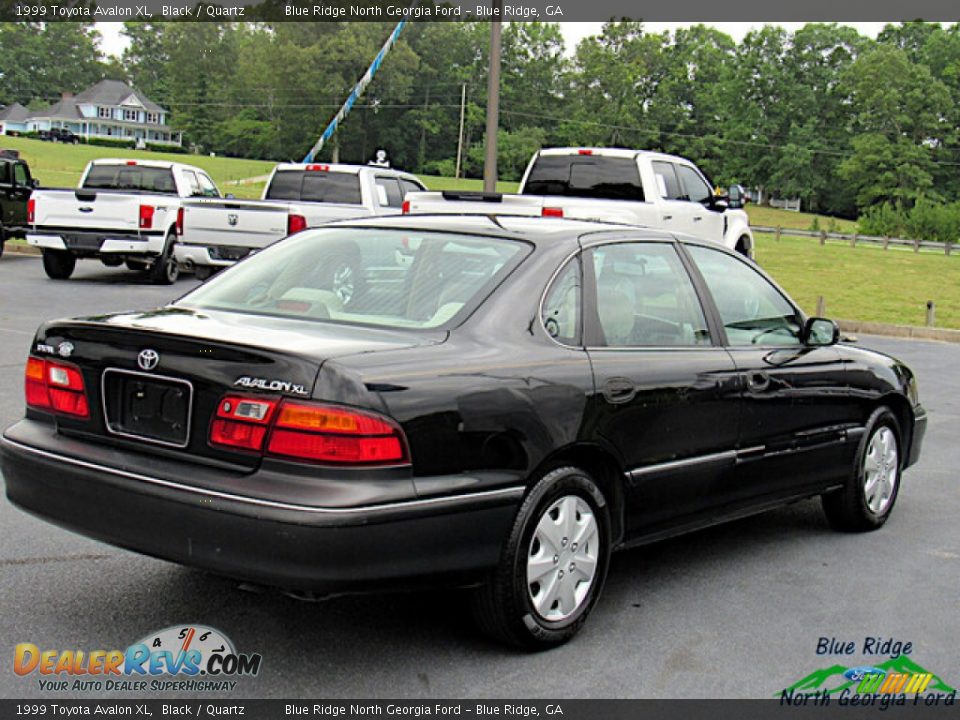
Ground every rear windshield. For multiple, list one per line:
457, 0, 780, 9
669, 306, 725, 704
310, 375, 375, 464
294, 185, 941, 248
523, 155, 644, 201
179, 228, 528, 330
82, 164, 178, 194
265, 170, 362, 204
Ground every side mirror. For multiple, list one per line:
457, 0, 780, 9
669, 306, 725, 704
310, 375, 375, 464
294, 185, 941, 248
225, 193, 235, 199
727, 184, 744, 209
803, 317, 840, 346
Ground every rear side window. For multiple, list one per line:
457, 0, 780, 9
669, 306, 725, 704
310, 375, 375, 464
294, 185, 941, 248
197, 173, 220, 198
652, 161, 683, 200
400, 179, 425, 196
183, 171, 202, 196
83, 165, 178, 194
541, 256, 581, 345
265, 170, 362, 204
0, 163, 9, 185
523, 155, 644, 201
375, 177, 403, 208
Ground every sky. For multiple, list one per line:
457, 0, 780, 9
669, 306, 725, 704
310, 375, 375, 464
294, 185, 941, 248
95, 21, 902, 57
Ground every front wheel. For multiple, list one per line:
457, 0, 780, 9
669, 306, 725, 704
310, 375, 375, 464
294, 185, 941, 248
471, 466, 611, 649
42, 250, 76, 280
148, 232, 179, 285
822, 408, 902, 532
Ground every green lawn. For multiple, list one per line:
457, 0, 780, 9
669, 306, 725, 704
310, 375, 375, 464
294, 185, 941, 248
746, 204, 858, 233
756, 232, 960, 329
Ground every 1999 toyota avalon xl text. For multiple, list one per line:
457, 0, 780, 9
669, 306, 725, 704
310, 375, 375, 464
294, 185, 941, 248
1, 215, 926, 648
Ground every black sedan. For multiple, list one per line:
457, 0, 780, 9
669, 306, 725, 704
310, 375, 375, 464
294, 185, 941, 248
1, 215, 926, 648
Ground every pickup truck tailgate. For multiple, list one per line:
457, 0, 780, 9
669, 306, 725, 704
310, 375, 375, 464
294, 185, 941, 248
181, 199, 291, 249
33, 189, 158, 231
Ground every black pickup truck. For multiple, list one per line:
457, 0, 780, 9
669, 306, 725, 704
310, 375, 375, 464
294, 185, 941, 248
0, 149, 38, 258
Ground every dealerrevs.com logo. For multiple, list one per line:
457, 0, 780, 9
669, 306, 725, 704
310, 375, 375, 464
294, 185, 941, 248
14, 625, 262, 693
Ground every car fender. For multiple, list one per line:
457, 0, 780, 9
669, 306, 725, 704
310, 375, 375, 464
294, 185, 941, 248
723, 210, 754, 256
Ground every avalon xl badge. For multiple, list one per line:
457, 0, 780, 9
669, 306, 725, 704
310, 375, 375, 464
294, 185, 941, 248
137, 349, 160, 371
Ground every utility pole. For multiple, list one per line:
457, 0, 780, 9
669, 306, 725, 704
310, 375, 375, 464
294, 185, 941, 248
455, 83, 466, 179
483, 3, 502, 193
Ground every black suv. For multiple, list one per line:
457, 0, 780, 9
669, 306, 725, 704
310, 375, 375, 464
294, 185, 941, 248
38, 128, 80, 144
0, 150, 38, 258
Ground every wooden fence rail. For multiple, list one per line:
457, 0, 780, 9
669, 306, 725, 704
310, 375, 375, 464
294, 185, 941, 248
751, 225, 955, 256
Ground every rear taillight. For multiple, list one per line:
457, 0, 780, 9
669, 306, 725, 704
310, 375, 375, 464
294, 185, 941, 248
401, 200, 411, 215
139, 204, 155, 230
209, 396, 409, 466
542, 207, 564, 218
305, 164, 329, 172
24, 357, 89, 418
578, 149, 594, 155
287, 213, 307, 235
176, 207, 184, 236
27, 198, 35, 224
210, 395, 279, 452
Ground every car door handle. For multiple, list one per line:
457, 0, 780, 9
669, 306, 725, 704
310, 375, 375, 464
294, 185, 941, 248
602, 377, 637, 405
745, 371, 771, 392
693, 216, 703, 222
662, 214, 673, 221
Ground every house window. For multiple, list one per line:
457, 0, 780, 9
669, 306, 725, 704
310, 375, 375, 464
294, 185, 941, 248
123, 109, 139, 122
98, 107, 111, 119
146, 112, 159, 124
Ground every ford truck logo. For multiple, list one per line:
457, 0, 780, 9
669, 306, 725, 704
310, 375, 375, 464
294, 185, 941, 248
137, 349, 160, 371
228, 213, 239, 226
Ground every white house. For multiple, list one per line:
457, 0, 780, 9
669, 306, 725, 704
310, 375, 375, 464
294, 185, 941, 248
18, 80, 182, 146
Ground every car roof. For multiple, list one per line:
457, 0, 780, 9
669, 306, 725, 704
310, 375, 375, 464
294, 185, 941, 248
273, 163, 417, 178
536, 147, 695, 165
90, 158, 202, 172
321, 213, 680, 247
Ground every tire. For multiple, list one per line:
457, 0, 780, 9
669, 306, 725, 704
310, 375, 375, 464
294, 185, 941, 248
0, 239, 5, 260
471, 466, 611, 649
148, 232, 179, 285
822, 407, 902, 532
736, 236, 752, 259
126, 259, 148, 272
42, 250, 76, 280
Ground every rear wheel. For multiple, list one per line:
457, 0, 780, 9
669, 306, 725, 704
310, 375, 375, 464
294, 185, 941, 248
42, 250, 76, 280
471, 466, 611, 649
822, 408, 902, 532
736, 236, 752, 259
148, 232, 179, 285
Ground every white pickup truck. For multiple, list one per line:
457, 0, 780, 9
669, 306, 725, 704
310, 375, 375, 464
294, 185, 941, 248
27, 159, 204, 283
176, 163, 427, 279
404, 147, 755, 257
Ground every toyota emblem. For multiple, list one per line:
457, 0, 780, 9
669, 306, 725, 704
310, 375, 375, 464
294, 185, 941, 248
137, 349, 160, 371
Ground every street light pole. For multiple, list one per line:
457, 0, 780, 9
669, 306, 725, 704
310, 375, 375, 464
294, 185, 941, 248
483, 3, 502, 193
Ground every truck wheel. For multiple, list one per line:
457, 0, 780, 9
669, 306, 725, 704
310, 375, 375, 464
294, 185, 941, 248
470, 466, 611, 649
148, 232, 179, 285
42, 250, 76, 280
736, 237, 753, 259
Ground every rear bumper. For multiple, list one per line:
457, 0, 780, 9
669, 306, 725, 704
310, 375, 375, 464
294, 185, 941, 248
0, 424, 521, 592
27, 230, 165, 255
174, 243, 243, 269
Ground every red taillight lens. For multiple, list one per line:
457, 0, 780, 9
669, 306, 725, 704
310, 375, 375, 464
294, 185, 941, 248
578, 149, 594, 155
266, 401, 407, 465
305, 164, 329, 172
209, 395, 409, 466
25, 357, 89, 418
209, 395, 278, 452
139, 204, 155, 229
401, 199, 411, 215
287, 213, 307, 235
176, 207, 184, 236
27, 198, 35, 224
25, 357, 50, 410
542, 207, 564, 218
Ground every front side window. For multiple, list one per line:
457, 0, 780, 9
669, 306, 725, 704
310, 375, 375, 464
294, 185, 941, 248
541, 256, 581, 345
13, 163, 28, 186
183, 171, 202, 196
197, 173, 220, 198
676, 164, 713, 204
589, 243, 711, 347
180, 229, 528, 331
687, 245, 802, 346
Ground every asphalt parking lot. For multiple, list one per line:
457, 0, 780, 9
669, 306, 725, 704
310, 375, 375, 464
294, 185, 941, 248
0, 251, 957, 699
